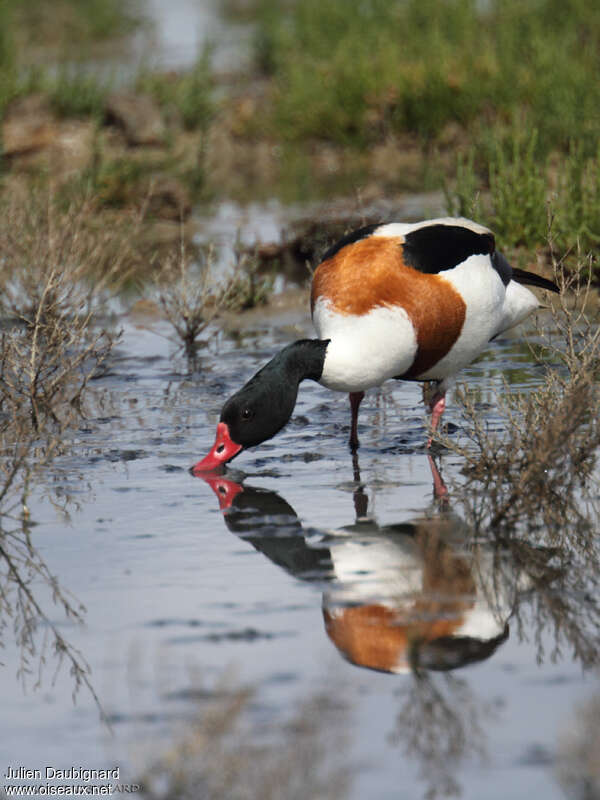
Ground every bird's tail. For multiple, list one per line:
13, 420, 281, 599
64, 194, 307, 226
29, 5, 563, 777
511, 267, 559, 294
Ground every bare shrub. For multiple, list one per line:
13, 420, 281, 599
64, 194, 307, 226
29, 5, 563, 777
0, 188, 142, 322
0, 189, 142, 434
0, 189, 133, 718
153, 239, 272, 364
437, 249, 600, 537
1, 310, 113, 435
153, 241, 225, 361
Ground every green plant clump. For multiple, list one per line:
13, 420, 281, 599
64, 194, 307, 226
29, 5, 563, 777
445, 126, 600, 257
50, 65, 111, 119
14, 0, 142, 46
0, 0, 17, 115
253, 0, 600, 151
0, 0, 142, 118
137, 48, 214, 132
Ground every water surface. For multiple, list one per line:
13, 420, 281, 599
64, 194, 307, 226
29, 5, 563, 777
0, 304, 597, 800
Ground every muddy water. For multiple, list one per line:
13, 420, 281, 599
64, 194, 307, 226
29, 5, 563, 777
0, 299, 598, 800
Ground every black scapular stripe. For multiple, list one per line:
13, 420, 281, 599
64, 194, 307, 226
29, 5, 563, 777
491, 250, 512, 286
402, 224, 495, 274
320, 223, 380, 263
511, 267, 559, 294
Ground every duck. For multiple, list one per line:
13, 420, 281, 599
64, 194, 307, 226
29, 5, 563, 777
193, 216, 558, 472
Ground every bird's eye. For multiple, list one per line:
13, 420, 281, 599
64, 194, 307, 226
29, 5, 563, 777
242, 408, 252, 420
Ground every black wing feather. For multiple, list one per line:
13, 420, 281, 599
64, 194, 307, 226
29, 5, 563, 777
402, 224, 495, 274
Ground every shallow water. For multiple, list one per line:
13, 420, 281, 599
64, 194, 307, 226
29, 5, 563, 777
1, 303, 598, 800
133, 0, 252, 73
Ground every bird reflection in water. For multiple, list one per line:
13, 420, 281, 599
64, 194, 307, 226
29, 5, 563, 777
197, 455, 532, 676
196, 455, 596, 799
197, 455, 571, 797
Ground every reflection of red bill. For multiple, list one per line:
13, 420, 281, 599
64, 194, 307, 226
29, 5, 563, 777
192, 422, 242, 474
199, 474, 244, 511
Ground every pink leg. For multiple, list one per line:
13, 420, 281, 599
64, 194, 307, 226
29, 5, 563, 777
349, 391, 364, 451
427, 390, 446, 447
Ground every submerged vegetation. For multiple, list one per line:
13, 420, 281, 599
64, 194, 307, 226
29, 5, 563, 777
137, 681, 351, 800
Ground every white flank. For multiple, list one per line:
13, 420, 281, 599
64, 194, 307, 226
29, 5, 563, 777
313, 297, 418, 392
416, 254, 539, 380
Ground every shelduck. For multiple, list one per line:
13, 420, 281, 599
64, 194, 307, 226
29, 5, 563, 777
193, 217, 558, 472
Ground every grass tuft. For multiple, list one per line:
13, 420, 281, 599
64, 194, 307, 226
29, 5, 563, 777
49, 65, 111, 119
445, 125, 600, 261
137, 48, 214, 132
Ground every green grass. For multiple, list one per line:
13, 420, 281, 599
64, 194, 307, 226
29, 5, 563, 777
0, 0, 141, 118
445, 125, 600, 257
252, 0, 600, 152
0, 62, 111, 121
13, 0, 142, 47
87, 156, 149, 208
49, 66, 111, 119
2, 0, 599, 272
0, 0, 17, 115
137, 48, 214, 132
